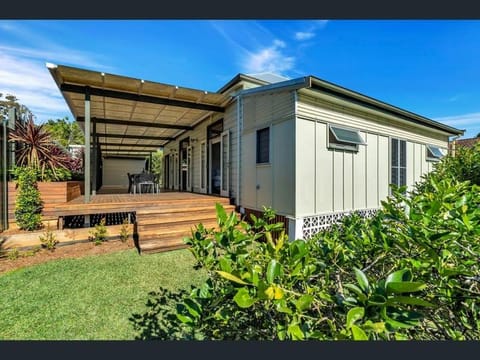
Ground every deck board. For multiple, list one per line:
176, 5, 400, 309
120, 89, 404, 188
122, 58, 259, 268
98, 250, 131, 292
45, 191, 234, 253
49, 192, 230, 217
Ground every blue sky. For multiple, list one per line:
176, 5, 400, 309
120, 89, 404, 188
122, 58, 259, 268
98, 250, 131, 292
0, 20, 479, 138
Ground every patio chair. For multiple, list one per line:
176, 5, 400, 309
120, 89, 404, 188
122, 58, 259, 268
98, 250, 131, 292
127, 173, 135, 194
134, 173, 157, 194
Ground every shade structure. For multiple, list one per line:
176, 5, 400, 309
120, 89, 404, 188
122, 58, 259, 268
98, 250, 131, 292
47, 63, 228, 158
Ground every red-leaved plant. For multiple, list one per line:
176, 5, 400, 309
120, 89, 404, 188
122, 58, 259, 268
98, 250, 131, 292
9, 118, 71, 180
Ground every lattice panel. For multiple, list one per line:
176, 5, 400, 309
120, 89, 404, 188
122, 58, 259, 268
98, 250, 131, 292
302, 208, 379, 239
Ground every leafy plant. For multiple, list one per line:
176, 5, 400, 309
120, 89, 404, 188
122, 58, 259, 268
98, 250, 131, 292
89, 218, 108, 245
22, 246, 41, 257
12, 166, 43, 231
39, 224, 58, 251
7, 248, 20, 260
119, 218, 130, 243
9, 118, 71, 181
172, 204, 431, 340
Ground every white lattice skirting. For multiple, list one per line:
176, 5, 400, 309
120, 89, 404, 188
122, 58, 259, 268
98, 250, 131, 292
302, 208, 379, 239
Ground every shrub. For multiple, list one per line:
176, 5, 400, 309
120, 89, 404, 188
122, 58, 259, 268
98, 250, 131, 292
119, 218, 130, 243
39, 224, 58, 251
89, 218, 108, 245
7, 248, 20, 260
12, 166, 43, 231
9, 119, 70, 181
171, 204, 431, 340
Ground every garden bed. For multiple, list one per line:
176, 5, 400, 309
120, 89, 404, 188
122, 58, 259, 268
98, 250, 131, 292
0, 238, 136, 275
0, 223, 134, 251
7, 181, 84, 224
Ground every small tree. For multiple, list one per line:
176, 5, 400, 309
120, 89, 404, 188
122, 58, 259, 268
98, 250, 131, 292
8, 118, 71, 181
12, 166, 43, 231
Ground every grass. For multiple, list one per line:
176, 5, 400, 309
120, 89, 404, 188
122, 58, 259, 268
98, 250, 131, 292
0, 248, 206, 340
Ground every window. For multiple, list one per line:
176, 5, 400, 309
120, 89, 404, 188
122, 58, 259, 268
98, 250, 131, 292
328, 124, 365, 151
426, 145, 444, 161
256, 127, 270, 164
391, 138, 407, 188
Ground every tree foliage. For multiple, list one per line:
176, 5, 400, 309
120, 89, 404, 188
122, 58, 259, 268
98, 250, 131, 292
43, 117, 85, 147
151, 150, 163, 185
0, 93, 33, 122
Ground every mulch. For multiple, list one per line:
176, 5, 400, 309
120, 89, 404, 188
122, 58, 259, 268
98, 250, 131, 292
0, 239, 137, 275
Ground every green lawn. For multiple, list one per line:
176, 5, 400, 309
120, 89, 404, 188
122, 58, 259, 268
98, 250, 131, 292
0, 248, 206, 340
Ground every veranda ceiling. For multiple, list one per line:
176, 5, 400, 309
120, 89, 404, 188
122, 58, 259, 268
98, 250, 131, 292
47, 63, 227, 157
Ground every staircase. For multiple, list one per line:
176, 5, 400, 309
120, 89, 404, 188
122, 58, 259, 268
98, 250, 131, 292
135, 196, 235, 253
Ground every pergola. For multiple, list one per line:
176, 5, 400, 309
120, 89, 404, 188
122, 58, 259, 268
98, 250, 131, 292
47, 63, 228, 202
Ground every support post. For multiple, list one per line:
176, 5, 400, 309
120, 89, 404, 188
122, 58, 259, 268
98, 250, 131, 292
84, 87, 91, 203
92, 117, 97, 196
149, 152, 152, 173
1, 117, 8, 230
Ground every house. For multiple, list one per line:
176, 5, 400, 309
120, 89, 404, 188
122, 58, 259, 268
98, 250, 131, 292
449, 136, 479, 154
46, 64, 464, 241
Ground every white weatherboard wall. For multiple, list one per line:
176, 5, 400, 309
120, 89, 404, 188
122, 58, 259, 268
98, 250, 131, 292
163, 106, 238, 200
102, 158, 145, 187
240, 90, 296, 216
294, 92, 450, 218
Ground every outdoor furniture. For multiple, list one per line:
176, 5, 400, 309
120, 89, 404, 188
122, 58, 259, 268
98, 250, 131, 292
133, 173, 159, 194
127, 173, 135, 194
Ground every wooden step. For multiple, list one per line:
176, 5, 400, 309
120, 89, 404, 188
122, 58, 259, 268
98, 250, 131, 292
136, 210, 231, 226
135, 201, 232, 215
136, 204, 235, 218
137, 220, 219, 239
140, 238, 190, 253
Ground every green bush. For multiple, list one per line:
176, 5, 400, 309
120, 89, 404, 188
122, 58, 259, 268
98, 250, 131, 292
41, 167, 72, 182
119, 218, 130, 243
89, 218, 108, 245
39, 224, 59, 251
12, 166, 43, 231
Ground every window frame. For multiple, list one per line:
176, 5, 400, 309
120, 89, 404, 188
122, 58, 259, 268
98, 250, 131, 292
390, 137, 407, 190
256, 127, 270, 165
426, 144, 444, 162
327, 124, 366, 152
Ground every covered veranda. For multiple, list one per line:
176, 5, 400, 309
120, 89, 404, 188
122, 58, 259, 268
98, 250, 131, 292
44, 64, 237, 252
47, 63, 230, 201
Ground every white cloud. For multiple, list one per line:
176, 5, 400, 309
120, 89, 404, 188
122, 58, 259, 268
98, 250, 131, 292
434, 112, 480, 127
0, 22, 114, 124
243, 41, 295, 74
294, 20, 329, 42
295, 32, 315, 41
210, 21, 295, 75
434, 111, 480, 138
0, 45, 110, 71
0, 51, 68, 120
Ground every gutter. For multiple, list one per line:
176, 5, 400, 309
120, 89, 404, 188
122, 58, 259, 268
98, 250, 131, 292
239, 76, 311, 97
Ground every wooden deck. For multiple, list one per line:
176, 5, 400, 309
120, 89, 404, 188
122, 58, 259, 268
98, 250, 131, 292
48, 192, 235, 253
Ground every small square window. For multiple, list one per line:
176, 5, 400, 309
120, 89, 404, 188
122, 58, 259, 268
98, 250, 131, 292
426, 145, 444, 161
328, 125, 365, 151
256, 127, 270, 164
